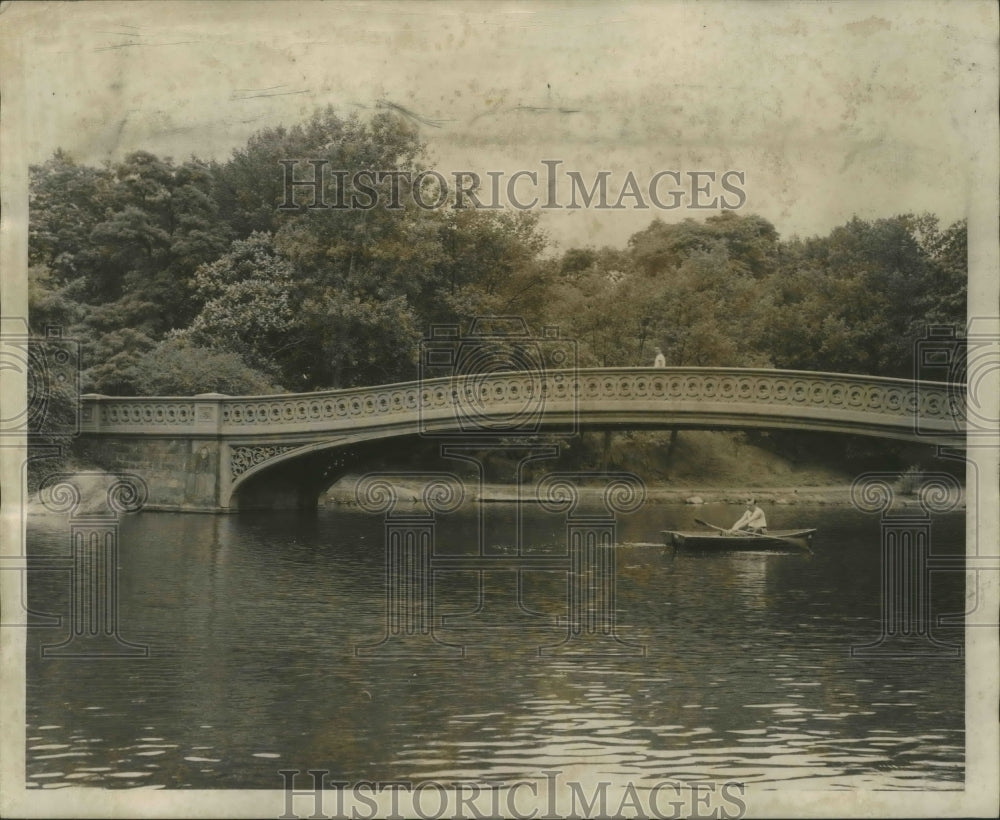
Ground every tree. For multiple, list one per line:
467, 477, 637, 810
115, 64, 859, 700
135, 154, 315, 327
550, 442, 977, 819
910, 215, 966, 329
80, 329, 158, 395
182, 232, 299, 378
549, 260, 653, 367
130, 338, 278, 396
298, 292, 422, 389
757, 215, 957, 378
28, 107, 562, 395
29, 149, 234, 394
618, 214, 779, 367
629, 212, 779, 278
423, 209, 552, 327
28, 151, 112, 283
85, 151, 231, 332
213, 106, 425, 238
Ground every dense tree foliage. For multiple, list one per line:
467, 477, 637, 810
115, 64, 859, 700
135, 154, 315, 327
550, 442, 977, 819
756, 214, 962, 378
28, 104, 966, 481
29, 109, 557, 393
550, 210, 965, 377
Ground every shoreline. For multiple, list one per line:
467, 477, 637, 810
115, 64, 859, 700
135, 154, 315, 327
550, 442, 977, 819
21, 468, 965, 513
324, 477, 965, 509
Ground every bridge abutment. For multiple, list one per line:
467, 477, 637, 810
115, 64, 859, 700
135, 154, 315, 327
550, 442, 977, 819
74, 437, 225, 512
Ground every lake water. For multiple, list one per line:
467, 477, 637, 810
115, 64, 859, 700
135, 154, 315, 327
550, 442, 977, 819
25, 501, 965, 791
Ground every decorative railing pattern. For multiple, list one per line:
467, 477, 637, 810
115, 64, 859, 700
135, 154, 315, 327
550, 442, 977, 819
79, 367, 966, 439
100, 402, 198, 425
230, 445, 301, 479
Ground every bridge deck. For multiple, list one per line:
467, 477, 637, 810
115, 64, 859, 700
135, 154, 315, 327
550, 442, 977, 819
79, 367, 966, 445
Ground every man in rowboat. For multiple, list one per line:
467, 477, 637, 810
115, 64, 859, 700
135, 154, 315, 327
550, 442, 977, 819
728, 499, 767, 535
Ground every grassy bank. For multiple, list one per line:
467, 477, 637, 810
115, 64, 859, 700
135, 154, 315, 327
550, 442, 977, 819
323, 429, 963, 509
325, 478, 964, 509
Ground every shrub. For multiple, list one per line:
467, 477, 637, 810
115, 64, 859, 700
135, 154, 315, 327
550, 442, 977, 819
129, 338, 280, 396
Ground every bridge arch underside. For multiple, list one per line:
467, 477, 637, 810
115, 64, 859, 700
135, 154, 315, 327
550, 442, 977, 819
227, 411, 963, 511
229, 436, 415, 510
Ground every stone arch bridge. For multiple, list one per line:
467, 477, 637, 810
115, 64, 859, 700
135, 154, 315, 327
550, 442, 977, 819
75, 367, 966, 512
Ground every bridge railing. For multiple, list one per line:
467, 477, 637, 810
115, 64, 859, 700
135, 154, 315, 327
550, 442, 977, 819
79, 367, 966, 442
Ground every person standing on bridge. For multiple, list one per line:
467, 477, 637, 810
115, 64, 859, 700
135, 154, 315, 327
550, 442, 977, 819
729, 499, 767, 534
653, 347, 666, 368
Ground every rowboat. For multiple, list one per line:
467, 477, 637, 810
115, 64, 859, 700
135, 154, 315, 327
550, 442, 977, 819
661, 528, 816, 552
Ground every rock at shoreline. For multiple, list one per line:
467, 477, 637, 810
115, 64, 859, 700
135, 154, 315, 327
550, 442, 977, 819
685, 496, 705, 505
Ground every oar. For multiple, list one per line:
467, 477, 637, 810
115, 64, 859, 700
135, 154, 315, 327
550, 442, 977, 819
693, 518, 812, 551
694, 518, 732, 534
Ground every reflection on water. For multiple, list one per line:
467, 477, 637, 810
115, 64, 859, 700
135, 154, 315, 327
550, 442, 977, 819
26, 502, 964, 789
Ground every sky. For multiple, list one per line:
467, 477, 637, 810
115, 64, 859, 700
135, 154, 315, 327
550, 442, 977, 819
4, 0, 998, 250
